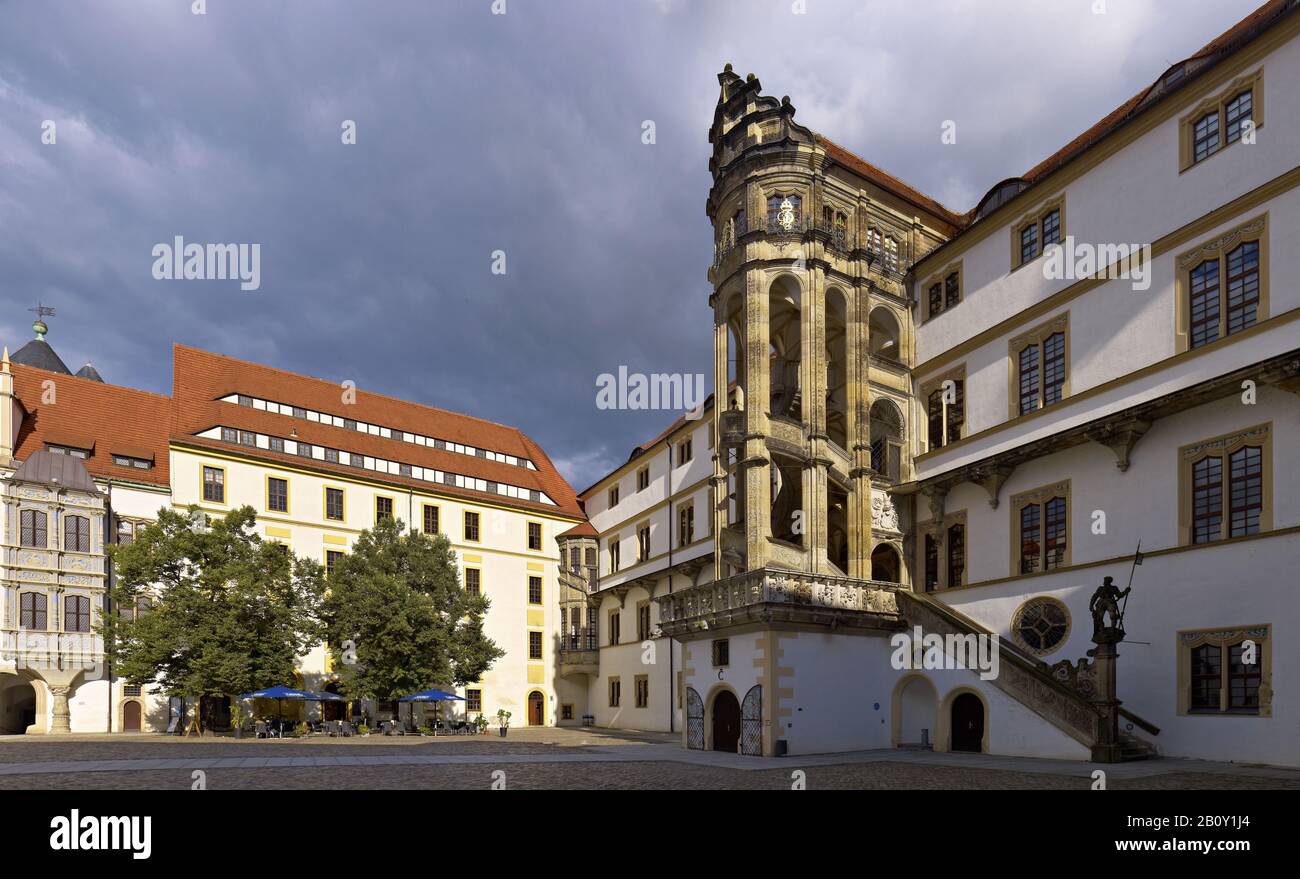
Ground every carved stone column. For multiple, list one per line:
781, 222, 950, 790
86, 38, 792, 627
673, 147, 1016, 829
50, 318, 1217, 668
742, 268, 771, 570
49, 685, 72, 734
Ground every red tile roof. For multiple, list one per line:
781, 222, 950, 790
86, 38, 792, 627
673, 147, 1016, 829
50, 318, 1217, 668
820, 137, 966, 230
170, 345, 582, 518
558, 521, 597, 538
10, 362, 172, 488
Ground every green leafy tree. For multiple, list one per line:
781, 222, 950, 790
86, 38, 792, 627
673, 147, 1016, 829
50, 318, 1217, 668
102, 506, 326, 729
322, 517, 503, 702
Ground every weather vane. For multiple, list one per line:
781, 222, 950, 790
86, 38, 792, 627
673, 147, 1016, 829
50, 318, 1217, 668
28, 303, 56, 339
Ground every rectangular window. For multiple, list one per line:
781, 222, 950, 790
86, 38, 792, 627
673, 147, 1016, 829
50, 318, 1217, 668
422, 505, 439, 534
712, 639, 730, 667
324, 448, 339, 463
1011, 316, 1069, 418
924, 533, 938, 593
1181, 425, 1270, 546
609, 538, 620, 573
637, 467, 649, 492
635, 675, 649, 709
202, 466, 225, 503
608, 485, 619, 507
1178, 217, 1267, 353
678, 503, 695, 547
1181, 627, 1270, 717
528, 575, 542, 605
464, 511, 480, 542
63, 515, 90, 553
529, 631, 543, 660
924, 374, 965, 451
20, 592, 47, 630
947, 523, 965, 588
269, 437, 284, 453
1013, 483, 1070, 574
637, 601, 652, 641
928, 283, 943, 317
325, 550, 344, 576
561, 704, 574, 721
465, 568, 481, 597
944, 271, 960, 308
267, 477, 289, 513
637, 523, 651, 562
64, 595, 91, 633
296, 441, 313, 458
1019, 223, 1039, 264
608, 677, 621, 708
678, 439, 693, 465
375, 496, 393, 525
1012, 198, 1064, 268
116, 518, 134, 545
608, 610, 621, 646
466, 689, 482, 713
1182, 76, 1259, 170
239, 430, 256, 447
325, 487, 344, 521
221, 427, 237, 443
527, 521, 542, 551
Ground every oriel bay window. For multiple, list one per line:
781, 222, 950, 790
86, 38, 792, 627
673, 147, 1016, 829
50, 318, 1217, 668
1012, 481, 1070, 574
1179, 424, 1271, 546
1010, 314, 1069, 418
1176, 216, 1266, 352
1177, 625, 1271, 717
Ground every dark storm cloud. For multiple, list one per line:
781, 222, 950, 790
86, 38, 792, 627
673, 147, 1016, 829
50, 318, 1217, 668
0, 0, 1262, 490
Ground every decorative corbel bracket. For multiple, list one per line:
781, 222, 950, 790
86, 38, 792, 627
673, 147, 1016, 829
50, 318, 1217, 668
920, 484, 948, 523
968, 463, 1015, 509
1086, 418, 1152, 472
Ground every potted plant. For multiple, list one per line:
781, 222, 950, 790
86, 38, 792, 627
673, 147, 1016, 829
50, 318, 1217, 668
496, 709, 511, 737
295, 721, 310, 738
475, 713, 489, 735
356, 723, 369, 736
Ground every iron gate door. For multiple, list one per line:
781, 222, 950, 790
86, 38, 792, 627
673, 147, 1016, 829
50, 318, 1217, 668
686, 687, 704, 750
741, 685, 763, 756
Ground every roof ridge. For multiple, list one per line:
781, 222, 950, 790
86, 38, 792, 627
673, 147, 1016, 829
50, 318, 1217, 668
818, 134, 966, 223
10, 360, 172, 401
172, 343, 536, 441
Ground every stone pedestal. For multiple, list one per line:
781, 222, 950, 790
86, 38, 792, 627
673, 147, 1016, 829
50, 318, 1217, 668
1089, 627, 1123, 763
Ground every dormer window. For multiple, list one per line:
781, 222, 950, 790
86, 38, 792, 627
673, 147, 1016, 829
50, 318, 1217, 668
47, 444, 90, 458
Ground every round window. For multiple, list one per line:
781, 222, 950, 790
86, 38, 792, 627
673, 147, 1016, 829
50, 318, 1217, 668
1011, 596, 1071, 656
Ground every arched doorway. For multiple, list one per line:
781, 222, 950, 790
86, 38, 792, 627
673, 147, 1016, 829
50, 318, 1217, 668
322, 682, 346, 721
527, 690, 545, 726
870, 543, 901, 583
123, 700, 142, 733
0, 677, 37, 734
951, 692, 985, 753
894, 676, 937, 748
711, 690, 740, 753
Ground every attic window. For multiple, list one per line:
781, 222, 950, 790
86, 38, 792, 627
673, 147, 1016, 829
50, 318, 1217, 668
47, 444, 90, 459
112, 455, 153, 470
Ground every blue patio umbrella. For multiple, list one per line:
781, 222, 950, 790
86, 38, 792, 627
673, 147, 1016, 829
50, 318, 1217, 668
239, 685, 341, 731
397, 688, 466, 730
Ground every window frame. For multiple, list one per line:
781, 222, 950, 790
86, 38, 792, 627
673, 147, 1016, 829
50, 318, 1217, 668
527, 574, 543, 606
201, 464, 227, 505
63, 514, 91, 553
918, 510, 966, 591
422, 503, 440, 535
64, 594, 92, 633
1009, 196, 1066, 270
464, 566, 482, 597
463, 510, 481, 543
323, 485, 346, 522
1178, 423, 1272, 546
1176, 624, 1271, 717
921, 261, 963, 322
266, 475, 290, 514
1008, 313, 1070, 419
1009, 480, 1071, 575
920, 365, 966, 452
1178, 70, 1263, 171
526, 520, 543, 551
1174, 214, 1268, 353
374, 494, 395, 526
20, 591, 48, 630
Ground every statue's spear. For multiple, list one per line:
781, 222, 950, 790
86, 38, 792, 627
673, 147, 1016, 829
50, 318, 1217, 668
1120, 539, 1142, 623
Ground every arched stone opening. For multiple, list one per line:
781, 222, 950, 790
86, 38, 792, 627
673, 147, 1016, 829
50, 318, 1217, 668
825, 287, 848, 449
870, 542, 901, 583
768, 276, 802, 422
869, 306, 903, 362
892, 674, 938, 748
770, 454, 804, 546
0, 675, 39, 735
869, 398, 905, 481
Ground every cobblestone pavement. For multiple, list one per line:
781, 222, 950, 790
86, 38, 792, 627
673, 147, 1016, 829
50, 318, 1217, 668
1, 728, 1297, 790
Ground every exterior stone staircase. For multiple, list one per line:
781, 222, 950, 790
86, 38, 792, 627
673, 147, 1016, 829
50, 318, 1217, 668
898, 590, 1160, 760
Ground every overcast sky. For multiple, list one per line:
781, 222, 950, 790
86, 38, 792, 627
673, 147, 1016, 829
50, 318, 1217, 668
0, 0, 1264, 491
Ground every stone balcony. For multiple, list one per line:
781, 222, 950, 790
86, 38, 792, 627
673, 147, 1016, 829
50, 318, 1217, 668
656, 567, 904, 637
558, 645, 599, 678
